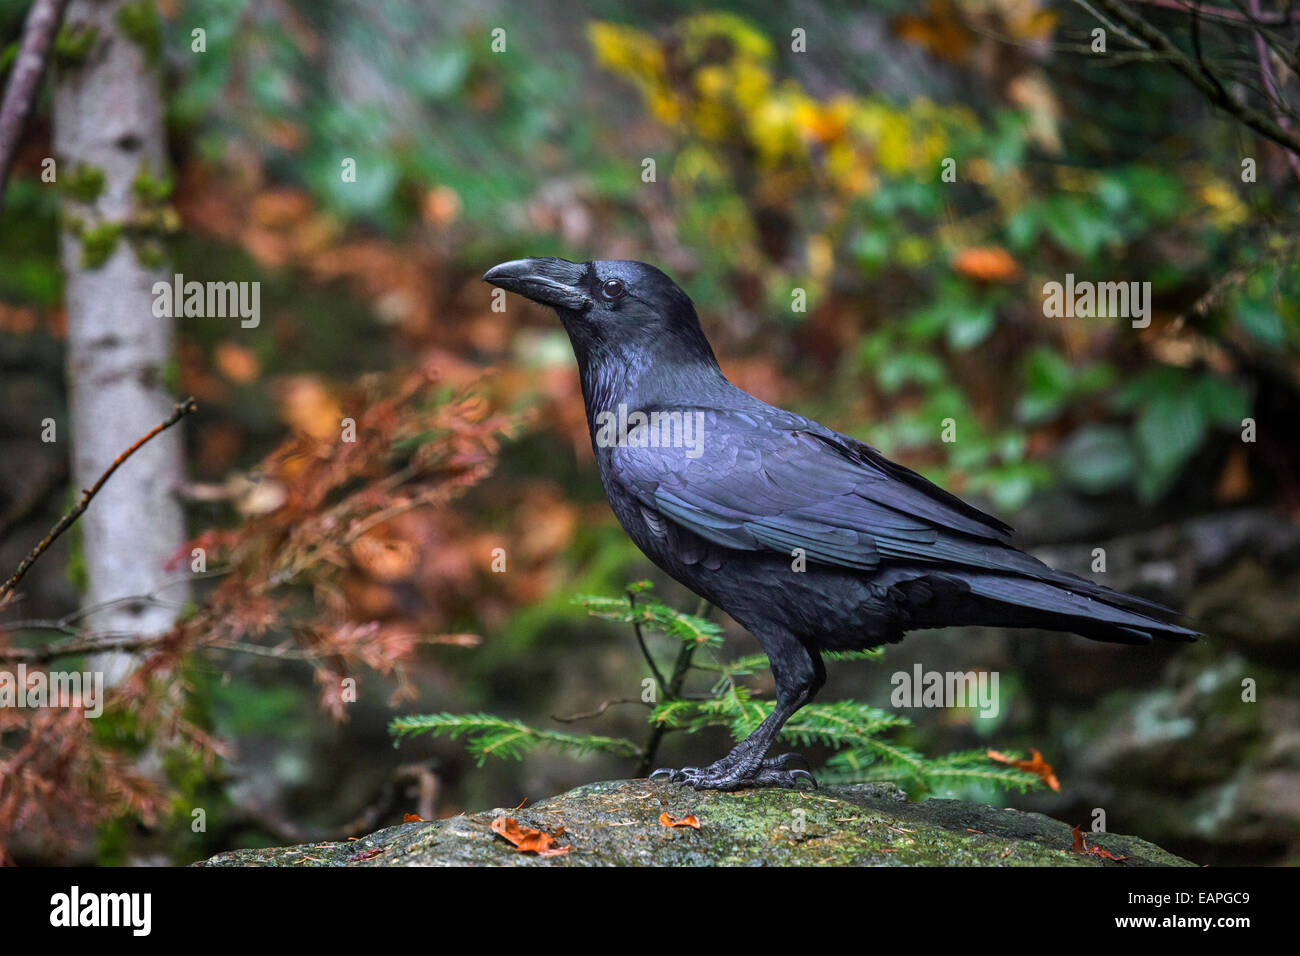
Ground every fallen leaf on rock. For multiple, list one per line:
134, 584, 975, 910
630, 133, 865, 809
987, 748, 1060, 791
1071, 825, 1128, 862
403, 813, 423, 822
659, 812, 700, 829
490, 816, 570, 856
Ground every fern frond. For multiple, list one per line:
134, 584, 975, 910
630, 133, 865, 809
778, 700, 910, 749
917, 750, 1045, 792
573, 593, 723, 646
650, 685, 766, 740
389, 712, 639, 767
824, 649, 885, 663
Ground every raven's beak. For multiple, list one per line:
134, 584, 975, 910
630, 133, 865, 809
482, 257, 590, 310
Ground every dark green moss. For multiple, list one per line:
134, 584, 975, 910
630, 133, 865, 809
53, 23, 98, 69
195, 779, 1194, 867
131, 237, 167, 269
132, 166, 174, 204
79, 221, 123, 269
116, 0, 162, 65
64, 164, 107, 203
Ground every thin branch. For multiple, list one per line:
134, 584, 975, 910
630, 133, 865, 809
0, 397, 198, 607
0, 0, 71, 215
1080, 0, 1300, 155
634, 599, 711, 777
0, 633, 169, 664
1132, 0, 1300, 23
627, 589, 668, 690
550, 698, 647, 723
1248, 0, 1300, 178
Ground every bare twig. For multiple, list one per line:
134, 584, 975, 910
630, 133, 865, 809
1079, 0, 1300, 156
0, 397, 198, 607
0, 632, 169, 664
635, 598, 711, 776
1248, 0, 1300, 178
1132, 0, 1300, 24
550, 697, 647, 723
0, 0, 71, 215
627, 589, 668, 690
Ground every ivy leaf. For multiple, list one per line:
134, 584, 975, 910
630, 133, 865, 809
1133, 390, 1206, 502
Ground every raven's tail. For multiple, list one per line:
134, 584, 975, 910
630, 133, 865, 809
923, 569, 1199, 644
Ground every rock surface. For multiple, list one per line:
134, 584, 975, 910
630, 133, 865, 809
195, 780, 1192, 866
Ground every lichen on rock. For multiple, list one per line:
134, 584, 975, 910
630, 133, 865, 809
194, 780, 1193, 867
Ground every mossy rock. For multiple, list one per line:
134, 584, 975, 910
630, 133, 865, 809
194, 780, 1193, 867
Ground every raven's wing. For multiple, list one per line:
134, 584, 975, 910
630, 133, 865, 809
612, 407, 1029, 575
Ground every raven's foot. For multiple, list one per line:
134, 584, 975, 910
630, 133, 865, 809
649, 753, 816, 791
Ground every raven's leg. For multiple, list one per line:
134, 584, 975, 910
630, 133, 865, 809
651, 634, 824, 791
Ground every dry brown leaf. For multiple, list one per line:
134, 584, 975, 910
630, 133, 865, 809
214, 341, 261, 384
893, 0, 973, 64
1071, 824, 1128, 862
490, 816, 571, 856
987, 748, 1060, 791
350, 534, 419, 582
274, 375, 343, 440
1214, 446, 1251, 503
659, 812, 701, 829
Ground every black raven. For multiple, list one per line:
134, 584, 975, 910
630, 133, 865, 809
484, 257, 1198, 791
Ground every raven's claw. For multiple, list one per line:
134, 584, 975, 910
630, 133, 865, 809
645, 753, 817, 791
763, 752, 811, 770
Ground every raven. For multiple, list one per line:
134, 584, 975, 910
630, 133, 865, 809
484, 257, 1197, 791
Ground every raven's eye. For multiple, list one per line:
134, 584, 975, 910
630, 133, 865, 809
600, 278, 626, 301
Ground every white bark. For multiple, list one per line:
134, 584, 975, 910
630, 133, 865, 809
52, 0, 186, 683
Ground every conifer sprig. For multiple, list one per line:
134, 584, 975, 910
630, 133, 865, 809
392, 583, 1048, 797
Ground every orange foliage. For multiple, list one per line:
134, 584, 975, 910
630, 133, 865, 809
490, 816, 571, 856
987, 748, 1060, 791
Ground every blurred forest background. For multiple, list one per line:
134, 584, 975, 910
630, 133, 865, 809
0, 0, 1297, 866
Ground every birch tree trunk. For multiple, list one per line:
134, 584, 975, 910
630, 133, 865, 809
51, 0, 186, 682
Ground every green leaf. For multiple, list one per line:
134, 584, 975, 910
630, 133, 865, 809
1016, 347, 1074, 424
1192, 375, 1250, 428
946, 301, 996, 350
876, 351, 946, 393
1058, 424, 1137, 494
1042, 196, 1119, 258
1133, 390, 1206, 502
1233, 296, 1286, 348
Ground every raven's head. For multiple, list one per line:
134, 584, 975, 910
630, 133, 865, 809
482, 257, 719, 374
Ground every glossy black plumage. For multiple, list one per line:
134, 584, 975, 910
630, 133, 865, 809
484, 257, 1197, 790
